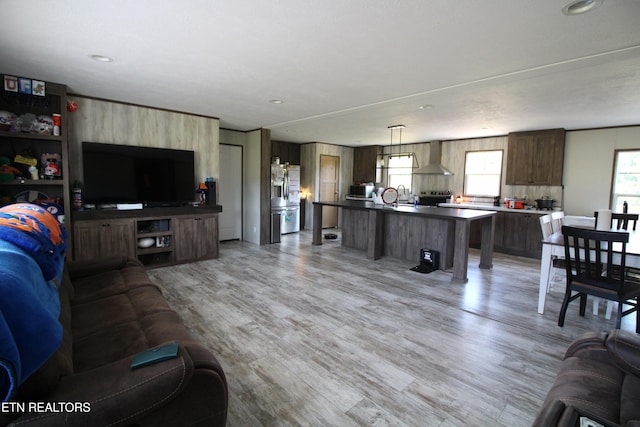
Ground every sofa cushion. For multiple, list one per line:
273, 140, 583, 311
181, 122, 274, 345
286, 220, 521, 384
72, 284, 178, 372
71, 259, 159, 304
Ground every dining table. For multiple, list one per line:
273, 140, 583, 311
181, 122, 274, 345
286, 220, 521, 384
538, 223, 640, 314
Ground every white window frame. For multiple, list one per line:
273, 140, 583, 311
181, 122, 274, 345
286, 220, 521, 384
463, 150, 503, 197
387, 154, 414, 194
611, 149, 640, 213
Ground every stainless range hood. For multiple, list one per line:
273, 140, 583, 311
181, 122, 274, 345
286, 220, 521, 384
412, 141, 453, 175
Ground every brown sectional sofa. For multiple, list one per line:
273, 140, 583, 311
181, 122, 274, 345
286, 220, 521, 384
533, 329, 640, 427
1, 257, 227, 427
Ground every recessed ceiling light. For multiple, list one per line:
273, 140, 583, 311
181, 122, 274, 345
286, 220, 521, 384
561, 0, 603, 15
89, 54, 113, 62
418, 105, 434, 110
269, 99, 284, 104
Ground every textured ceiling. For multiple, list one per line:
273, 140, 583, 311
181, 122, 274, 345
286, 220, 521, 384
2, 0, 640, 146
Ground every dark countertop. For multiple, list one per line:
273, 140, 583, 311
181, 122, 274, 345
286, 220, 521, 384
72, 204, 222, 220
313, 200, 496, 221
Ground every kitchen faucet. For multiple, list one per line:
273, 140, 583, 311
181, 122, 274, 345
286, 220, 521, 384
396, 184, 406, 200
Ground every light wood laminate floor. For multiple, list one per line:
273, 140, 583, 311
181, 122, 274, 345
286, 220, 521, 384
148, 230, 636, 426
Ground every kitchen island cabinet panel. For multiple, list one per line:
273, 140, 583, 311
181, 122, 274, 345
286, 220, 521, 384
383, 214, 454, 268
340, 208, 369, 251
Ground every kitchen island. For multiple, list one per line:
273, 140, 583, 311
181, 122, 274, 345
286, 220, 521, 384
312, 200, 496, 283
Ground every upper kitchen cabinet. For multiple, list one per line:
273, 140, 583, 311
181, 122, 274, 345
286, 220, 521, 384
353, 145, 381, 183
505, 129, 565, 186
271, 140, 300, 165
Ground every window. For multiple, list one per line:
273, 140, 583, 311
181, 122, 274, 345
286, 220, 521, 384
387, 154, 414, 193
612, 150, 640, 213
464, 150, 503, 197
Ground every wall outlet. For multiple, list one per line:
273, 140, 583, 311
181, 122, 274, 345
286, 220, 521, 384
253, 226, 257, 233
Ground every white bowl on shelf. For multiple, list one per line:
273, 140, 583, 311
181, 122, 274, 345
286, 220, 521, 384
137, 237, 155, 248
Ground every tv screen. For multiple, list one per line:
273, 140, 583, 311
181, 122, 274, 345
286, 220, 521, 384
82, 142, 196, 206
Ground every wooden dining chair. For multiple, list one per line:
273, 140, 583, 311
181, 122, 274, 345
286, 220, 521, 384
550, 211, 565, 233
591, 212, 640, 318
558, 225, 640, 333
539, 214, 564, 292
612, 213, 638, 231
594, 211, 639, 231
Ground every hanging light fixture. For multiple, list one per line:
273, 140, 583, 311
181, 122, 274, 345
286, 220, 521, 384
377, 125, 419, 169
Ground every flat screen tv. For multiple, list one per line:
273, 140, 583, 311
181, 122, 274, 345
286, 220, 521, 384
82, 142, 196, 207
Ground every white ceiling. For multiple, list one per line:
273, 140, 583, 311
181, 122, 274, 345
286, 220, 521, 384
2, 0, 640, 146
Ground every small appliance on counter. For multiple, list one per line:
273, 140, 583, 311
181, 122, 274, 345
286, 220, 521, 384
505, 197, 527, 209
534, 197, 555, 210
346, 183, 374, 200
418, 190, 451, 206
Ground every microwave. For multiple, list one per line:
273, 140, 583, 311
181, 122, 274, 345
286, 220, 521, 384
349, 184, 374, 198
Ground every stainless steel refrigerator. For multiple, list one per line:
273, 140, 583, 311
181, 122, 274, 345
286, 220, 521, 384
271, 162, 300, 235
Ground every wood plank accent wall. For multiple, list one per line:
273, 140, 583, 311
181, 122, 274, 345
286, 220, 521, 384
67, 97, 220, 193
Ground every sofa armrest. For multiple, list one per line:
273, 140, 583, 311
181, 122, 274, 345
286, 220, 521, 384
564, 331, 610, 359
606, 329, 640, 378
65, 256, 131, 280
9, 346, 194, 427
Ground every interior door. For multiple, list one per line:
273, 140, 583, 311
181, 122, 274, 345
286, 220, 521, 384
219, 144, 242, 240
320, 155, 339, 228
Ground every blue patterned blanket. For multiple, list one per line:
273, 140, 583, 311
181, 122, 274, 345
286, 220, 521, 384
0, 203, 66, 402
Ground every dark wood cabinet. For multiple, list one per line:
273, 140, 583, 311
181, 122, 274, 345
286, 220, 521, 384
505, 129, 565, 185
471, 211, 543, 258
174, 214, 219, 262
73, 208, 219, 266
74, 219, 136, 260
271, 140, 300, 165
495, 211, 543, 258
353, 146, 380, 183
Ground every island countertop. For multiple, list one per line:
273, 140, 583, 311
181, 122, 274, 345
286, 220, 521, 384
313, 200, 497, 220
312, 200, 496, 283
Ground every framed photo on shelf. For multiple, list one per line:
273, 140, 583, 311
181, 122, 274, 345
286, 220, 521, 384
4, 75, 18, 92
32, 80, 45, 96
18, 78, 32, 94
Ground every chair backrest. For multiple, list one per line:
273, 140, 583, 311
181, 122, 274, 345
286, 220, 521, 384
561, 225, 629, 294
593, 212, 638, 231
612, 213, 638, 231
551, 211, 565, 233
539, 214, 554, 239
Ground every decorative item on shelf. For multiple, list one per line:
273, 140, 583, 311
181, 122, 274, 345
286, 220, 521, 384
196, 182, 208, 205
72, 180, 83, 210
52, 114, 61, 136
156, 235, 171, 248
15, 113, 36, 133
31, 80, 45, 96
28, 166, 38, 180
137, 237, 155, 249
3, 75, 18, 92
66, 100, 78, 112
0, 157, 22, 182
455, 195, 463, 204
41, 153, 62, 179
18, 78, 31, 94
0, 110, 16, 131
34, 115, 53, 135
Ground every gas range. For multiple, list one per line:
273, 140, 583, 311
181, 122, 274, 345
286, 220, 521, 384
418, 191, 452, 206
